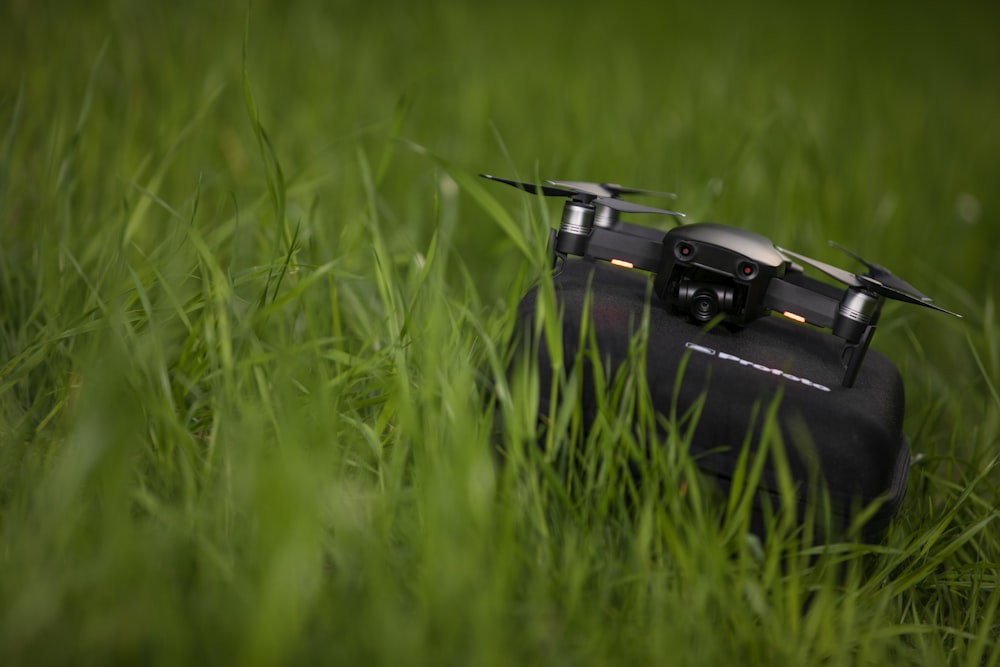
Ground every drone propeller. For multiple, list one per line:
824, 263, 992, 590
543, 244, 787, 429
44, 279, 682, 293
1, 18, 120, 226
777, 247, 863, 288
777, 247, 962, 318
600, 198, 684, 215
828, 241, 930, 302
479, 174, 685, 217
546, 180, 678, 200
479, 174, 576, 198
858, 275, 962, 317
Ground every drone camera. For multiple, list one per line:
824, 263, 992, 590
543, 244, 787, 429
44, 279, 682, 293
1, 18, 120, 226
676, 277, 737, 323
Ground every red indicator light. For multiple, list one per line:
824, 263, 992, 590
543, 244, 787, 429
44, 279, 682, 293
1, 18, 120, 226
610, 259, 634, 269
783, 311, 807, 324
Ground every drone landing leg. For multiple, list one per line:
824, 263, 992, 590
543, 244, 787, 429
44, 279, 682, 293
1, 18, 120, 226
840, 324, 876, 388
547, 228, 562, 267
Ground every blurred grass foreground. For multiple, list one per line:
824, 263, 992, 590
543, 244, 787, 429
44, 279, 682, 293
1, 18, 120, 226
1, 0, 999, 665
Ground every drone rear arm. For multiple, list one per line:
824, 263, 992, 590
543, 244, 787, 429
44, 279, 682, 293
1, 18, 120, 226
763, 278, 880, 387
610, 220, 672, 243
572, 227, 664, 272
762, 278, 839, 329
782, 268, 846, 302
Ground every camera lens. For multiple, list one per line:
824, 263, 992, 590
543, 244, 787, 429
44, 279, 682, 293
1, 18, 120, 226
691, 291, 719, 322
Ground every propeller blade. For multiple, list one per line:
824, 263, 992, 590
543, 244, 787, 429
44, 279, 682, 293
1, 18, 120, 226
776, 247, 864, 288
871, 273, 930, 301
782, 245, 963, 318
602, 183, 678, 199
828, 240, 874, 269
545, 180, 613, 197
857, 275, 963, 317
828, 241, 931, 301
479, 174, 574, 198
595, 197, 685, 217
546, 180, 678, 199
482, 174, 684, 215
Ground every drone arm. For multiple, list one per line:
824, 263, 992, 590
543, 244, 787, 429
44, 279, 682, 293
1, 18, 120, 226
765, 278, 879, 387
782, 268, 847, 302
762, 278, 839, 329
583, 227, 664, 272
611, 220, 671, 243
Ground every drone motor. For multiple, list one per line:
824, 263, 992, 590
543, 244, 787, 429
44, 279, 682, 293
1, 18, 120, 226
555, 201, 596, 256
832, 288, 881, 343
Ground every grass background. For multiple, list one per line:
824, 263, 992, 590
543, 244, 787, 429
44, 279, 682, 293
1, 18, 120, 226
1, 0, 999, 664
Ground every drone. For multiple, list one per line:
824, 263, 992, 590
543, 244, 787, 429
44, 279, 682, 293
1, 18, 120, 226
481, 173, 961, 388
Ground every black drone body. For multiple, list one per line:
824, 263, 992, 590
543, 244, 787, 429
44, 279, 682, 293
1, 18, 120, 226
481, 174, 961, 387
654, 223, 788, 325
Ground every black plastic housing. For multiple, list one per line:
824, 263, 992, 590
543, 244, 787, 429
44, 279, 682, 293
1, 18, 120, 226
654, 223, 788, 323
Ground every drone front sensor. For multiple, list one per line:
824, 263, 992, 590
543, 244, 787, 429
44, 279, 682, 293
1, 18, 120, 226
738, 261, 758, 279
674, 242, 695, 261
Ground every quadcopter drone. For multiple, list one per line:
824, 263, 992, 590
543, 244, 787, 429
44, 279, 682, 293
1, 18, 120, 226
481, 173, 961, 388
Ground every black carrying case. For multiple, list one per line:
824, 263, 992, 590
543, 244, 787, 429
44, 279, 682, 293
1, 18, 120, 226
515, 258, 911, 540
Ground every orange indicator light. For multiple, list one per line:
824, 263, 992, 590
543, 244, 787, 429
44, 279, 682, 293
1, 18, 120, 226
783, 311, 807, 323
610, 259, 634, 269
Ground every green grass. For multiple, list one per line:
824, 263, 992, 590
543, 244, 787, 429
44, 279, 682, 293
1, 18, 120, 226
1, 0, 999, 664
